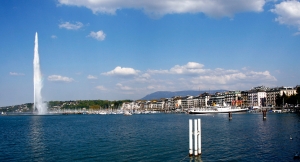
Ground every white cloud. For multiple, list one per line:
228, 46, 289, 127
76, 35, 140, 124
58, 0, 265, 18
99, 62, 277, 96
116, 83, 132, 90
59, 21, 83, 30
148, 62, 206, 75
147, 85, 155, 90
170, 62, 205, 74
144, 62, 277, 91
141, 73, 151, 79
96, 85, 107, 91
87, 75, 98, 79
271, 0, 300, 34
293, 31, 300, 36
9, 72, 25, 76
48, 75, 74, 82
130, 73, 152, 83
147, 69, 169, 74
51, 35, 57, 39
188, 68, 276, 85
102, 66, 140, 76
88, 30, 106, 41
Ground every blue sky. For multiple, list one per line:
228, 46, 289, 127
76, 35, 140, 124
1, 0, 300, 106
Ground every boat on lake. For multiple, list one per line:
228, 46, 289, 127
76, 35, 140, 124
188, 102, 248, 114
99, 111, 107, 115
123, 110, 132, 116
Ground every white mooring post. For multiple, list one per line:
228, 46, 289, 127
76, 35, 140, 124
189, 118, 201, 157
194, 119, 198, 156
189, 119, 193, 156
198, 118, 201, 155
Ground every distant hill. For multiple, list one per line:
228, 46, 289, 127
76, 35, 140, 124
140, 90, 227, 100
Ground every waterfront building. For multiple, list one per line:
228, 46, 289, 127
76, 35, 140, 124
166, 98, 174, 111
198, 92, 210, 107
149, 100, 158, 110
192, 96, 200, 108
127, 85, 298, 111
266, 86, 297, 107
156, 99, 167, 110
192, 94, 209, 108
180, 96, 191, 110
208, 92, 225, 106
173, 97, 182, 109
266, 88, 280, 107
224, 91, 242, 106
247, 89, 267, 107
241, 91, 249, 107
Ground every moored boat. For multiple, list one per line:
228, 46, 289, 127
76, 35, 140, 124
188, 102, 248, 114
123, 111, 132, 116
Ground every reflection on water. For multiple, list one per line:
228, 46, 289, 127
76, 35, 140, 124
28, 116, 45, 161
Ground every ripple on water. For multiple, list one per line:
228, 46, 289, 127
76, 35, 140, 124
0, 113, 299, 162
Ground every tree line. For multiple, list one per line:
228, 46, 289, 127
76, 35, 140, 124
48, 99, 132, 110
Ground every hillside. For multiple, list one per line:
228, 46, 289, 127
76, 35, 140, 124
140, 90, 227, 100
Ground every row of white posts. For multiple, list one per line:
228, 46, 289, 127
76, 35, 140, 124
189, 119, 201, 156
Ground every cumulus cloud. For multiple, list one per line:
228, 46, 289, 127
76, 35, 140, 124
96, 85, 107, 91
9, 72, 25, 76
87, 75, 98, 79
147, 69, 169, 74
170, 62, 205, 74
100, 62, 277, 95
88, 30, 106, 41
148, 62, 206, 75
48, 75, 74, 82
58, 0, 265, 18
146, 62, 277, 90
271, 0, 300, 34
59, 21, 83, 30
190, 70, 276, 85
116, 83, 132, 90
102, 66, 140, 77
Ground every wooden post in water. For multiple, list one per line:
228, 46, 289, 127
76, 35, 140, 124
197, 119, 201, 155
189, 119, 193, 156
229, 112, 232, 120
263, 110, 267, 120
194, 119, 198, 156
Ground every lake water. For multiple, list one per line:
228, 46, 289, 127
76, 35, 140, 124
0, 113, 299, 162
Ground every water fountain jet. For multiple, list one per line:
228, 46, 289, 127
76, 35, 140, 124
33, 32, 47, 114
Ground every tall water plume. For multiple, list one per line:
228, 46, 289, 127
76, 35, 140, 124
33, 32, 47, 114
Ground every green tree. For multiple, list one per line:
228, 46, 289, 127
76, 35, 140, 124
287, 94, 297, 106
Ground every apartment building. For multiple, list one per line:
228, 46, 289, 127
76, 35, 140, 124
266, 86, 297, 107
208, 92, 225, 106
224, 91, 242, 106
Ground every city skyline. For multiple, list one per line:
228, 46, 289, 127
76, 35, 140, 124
1, 0, 300, 107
